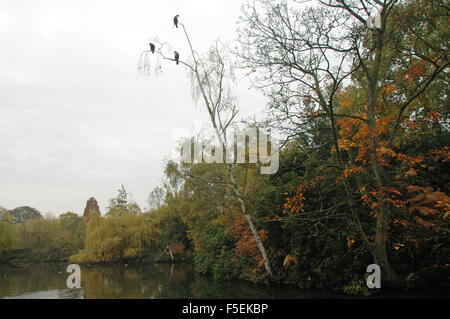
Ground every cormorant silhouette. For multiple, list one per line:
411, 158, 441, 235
174, 51, 179, 65
173, 15, 179, 28
149, 42, 155, 54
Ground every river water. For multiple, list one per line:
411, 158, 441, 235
1, 262, 446, 299
0, 262, 341, 299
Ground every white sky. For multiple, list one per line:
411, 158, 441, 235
0, 0, 267, 215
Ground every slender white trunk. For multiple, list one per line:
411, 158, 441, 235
180, 24, 273, 278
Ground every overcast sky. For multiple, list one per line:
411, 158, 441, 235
0, 0, 267, 216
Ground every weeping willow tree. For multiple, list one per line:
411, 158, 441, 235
137, 18, 273, 278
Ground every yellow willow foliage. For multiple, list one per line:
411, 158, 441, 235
71, 213, 156, 263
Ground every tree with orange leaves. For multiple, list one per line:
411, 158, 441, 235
239, 0, 449, 286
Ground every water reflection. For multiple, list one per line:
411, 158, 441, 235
3, 289, 84, 299
0, 262, 312, 299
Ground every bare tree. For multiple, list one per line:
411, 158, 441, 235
138, 20, 273, 277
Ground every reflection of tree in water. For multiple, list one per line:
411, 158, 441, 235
57, 288, 84, 299
191, 274, 309, 299
0, 263, 71, 298
82, 263, 194, 299
191, 275, 265, 298
1, 263, 313, 299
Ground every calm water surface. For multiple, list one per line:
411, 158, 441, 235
1, 262, 446, 299
0, 262, 337, 299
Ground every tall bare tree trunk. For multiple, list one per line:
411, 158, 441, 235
181, 25, 274, 278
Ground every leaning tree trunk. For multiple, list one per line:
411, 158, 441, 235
179, 24, 274, 279
226, 164, 273, 278
208, 120, 274, 278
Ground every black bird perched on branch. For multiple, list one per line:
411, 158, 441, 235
174, 51, 179, 65
173, 14, 179, 28
149, 42, 155, 54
